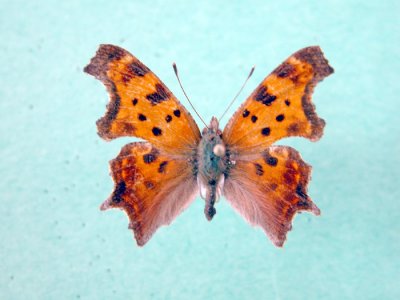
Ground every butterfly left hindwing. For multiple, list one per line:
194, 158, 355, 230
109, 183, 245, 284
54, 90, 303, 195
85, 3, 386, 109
102, 142, 198, 246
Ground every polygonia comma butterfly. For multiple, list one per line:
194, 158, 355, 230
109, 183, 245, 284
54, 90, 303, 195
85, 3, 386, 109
84, 45, 333, 247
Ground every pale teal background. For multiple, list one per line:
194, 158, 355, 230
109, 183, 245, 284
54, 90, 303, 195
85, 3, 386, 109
1, 0, 399, 299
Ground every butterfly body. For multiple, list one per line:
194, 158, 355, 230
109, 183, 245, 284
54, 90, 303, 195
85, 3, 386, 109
84, 45, 333, 247
196, 117, 228, 220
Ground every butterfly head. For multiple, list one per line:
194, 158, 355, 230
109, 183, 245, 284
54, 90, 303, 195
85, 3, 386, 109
202, 116, 220, 134
201, 116, 226, 157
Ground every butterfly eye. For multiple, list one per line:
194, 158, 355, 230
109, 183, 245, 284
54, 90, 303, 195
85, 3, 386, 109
213, 144, 226, 157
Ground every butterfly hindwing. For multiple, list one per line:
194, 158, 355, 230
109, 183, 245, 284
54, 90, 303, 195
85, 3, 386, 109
223, 46, 333, 152
223, 146, 320, 247
84, 44, 201, 154
101, 142, 198, 246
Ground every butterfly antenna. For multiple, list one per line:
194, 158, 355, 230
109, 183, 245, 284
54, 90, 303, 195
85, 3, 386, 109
219, 65, 255, 122
173, 63, 208, 128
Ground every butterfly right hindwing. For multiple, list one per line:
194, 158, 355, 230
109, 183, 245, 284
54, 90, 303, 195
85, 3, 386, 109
223, 146, 320, 246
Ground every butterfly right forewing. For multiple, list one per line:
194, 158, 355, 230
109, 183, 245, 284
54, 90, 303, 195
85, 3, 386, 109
223, 46, 333, 153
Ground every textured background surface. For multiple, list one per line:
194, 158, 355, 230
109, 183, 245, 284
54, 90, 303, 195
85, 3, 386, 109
1, 0, 399, 299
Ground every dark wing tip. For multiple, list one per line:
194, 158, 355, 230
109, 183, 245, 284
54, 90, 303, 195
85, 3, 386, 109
83, 44, 128, 78
294, 46, 334, 80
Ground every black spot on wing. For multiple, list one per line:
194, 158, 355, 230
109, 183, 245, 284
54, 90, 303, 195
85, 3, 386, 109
143, 153, 157, 164
128, 61, 150, 77
146, 84, 170, 105
173, 109, 181, 117
264, 153, 278, 166
274, 62, 296, 78
112, 181, 126, 203
296, 184, 311, 209
261, 127, 271, 136
105, 47, 125, 61
138, 113, 147, 121
296, 184, 308, 200
276, 114, 285, 122
158, 161, 168, 173
152, 127, 162, 136
254, 163, 264, 176
254, 86, 277, 106
144, 180, 155, 190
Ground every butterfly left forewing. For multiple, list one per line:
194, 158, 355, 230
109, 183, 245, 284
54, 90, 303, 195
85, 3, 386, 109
223, 146, 319, 247
101, 142, 198, 246
84, 44, 201, 155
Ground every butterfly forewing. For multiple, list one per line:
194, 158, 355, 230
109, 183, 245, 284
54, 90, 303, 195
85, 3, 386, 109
223, 46, 333, 152
84, 44, 201, 155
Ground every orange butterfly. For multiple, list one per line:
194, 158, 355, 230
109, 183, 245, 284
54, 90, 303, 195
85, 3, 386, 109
84, 45, 333, 247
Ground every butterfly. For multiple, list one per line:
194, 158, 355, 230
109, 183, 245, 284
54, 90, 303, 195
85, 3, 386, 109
84, 45, 333, 247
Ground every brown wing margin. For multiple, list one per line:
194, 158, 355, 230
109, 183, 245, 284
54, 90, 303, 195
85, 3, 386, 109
84, 45, 128, 136
288, 46, 334, 140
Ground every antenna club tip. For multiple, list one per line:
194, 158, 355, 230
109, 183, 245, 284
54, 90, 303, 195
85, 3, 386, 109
172, 62, 178, 74
249, 65, 255, 77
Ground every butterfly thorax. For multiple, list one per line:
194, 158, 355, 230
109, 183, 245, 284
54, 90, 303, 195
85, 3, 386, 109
197, 117, 228, 221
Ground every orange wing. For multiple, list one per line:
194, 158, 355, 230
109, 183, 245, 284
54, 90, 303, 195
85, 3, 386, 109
223, 146, 320, 246
84, 44, 201, 154
223, 46, 333, 152
101, 142, 198, 246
